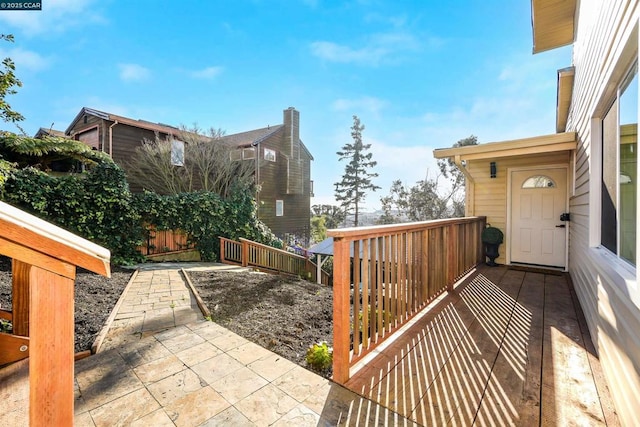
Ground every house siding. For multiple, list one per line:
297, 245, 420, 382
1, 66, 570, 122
466, 152, 571, 265
67, 107, 312, 243
566, 1, 640, 425
255, 115, 312, 243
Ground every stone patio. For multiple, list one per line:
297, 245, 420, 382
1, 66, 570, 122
1, 264, 417, 427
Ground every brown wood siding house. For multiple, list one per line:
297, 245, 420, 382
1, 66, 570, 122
64, 107, 313, 243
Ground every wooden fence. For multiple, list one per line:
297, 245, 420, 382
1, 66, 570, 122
328, 216, 486, 384
137, 227, 195, 256
220, 237, 330, 285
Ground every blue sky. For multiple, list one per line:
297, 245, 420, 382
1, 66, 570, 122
1, 0, 571, 211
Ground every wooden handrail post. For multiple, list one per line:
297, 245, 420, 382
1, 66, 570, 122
11, 260, 30, 336
220, 238, 226, 263
332, 236, 351, 384
446, 224, 458, 292
30, 265, 75, 426
241, 239, 249, 267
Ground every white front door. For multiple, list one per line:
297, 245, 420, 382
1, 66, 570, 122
510, 167, 568, 268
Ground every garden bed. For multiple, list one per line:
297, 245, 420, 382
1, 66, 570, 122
0, 256, 133, 353
187, 270, 334, 377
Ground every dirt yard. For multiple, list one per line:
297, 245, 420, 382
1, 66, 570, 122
0, 256, 133, 353
0, 257, 334, 376
187, 270, 334, 377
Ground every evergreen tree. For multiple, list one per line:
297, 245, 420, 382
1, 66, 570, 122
334, 115, 380, 226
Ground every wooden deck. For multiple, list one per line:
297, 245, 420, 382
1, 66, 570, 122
344, 265, 620, 426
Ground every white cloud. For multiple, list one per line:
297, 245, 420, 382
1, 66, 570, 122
332, 96, 387, 116
189, 66, 224, 79
310, 31, 420, 66
0, 0, 105, 36
118, 63, 150, 82
0, 47, 49, 71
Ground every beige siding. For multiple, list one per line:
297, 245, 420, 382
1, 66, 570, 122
566, 1, 640, 425
467, 152, 571, 264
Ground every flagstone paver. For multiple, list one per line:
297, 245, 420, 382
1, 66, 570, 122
2, 263, 414, 426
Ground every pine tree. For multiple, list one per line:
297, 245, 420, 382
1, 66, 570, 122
334, 115, 380, 226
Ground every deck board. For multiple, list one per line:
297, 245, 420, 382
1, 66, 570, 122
344, 265, 618, 426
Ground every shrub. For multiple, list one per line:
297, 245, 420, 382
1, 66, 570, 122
305, 341, 333, 372
133, 183, 281, 261
2, 163, 144, 265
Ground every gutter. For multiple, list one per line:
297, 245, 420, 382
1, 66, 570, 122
108, 120, 119, 156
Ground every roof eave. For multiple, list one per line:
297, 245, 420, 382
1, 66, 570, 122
531, 0, 577, 54
556, 66, 575, 133
433, 132, 577, 162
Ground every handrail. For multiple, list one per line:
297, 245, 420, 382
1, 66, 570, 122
219, 237, 330, 284
328, 216, 486, 384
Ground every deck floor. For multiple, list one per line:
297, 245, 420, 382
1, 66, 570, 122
345, 265, 620, 426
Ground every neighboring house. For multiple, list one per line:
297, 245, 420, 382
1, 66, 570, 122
33, 128, 66, 139
64, 106, 313, 243
434, 1, 639, 424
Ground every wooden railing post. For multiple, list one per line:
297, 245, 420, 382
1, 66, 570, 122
30, 265, 75, 426
447, 224, 458, 292
332, 236, 351, 384
241, 239, 249, 267
11, 260, 30, 337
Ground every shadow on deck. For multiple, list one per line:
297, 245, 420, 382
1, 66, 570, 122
343, 265, 620, 426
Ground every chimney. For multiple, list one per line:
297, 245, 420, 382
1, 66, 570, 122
283, 107, 300, 158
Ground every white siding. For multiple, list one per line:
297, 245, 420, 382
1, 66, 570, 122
567, 1, 640, 425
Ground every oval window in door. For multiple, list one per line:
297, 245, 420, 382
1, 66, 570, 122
522, 175, 556, 188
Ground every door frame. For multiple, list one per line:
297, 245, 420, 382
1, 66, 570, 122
506, 164, 570, 271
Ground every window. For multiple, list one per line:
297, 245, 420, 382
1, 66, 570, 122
601, 62, 637, 265
171, 139, 185, 166
230, 147, 256, 161
276, 200, 284, 217
264, 148, 276, 162
522, 175, 556, 188
243, 147, 256, 159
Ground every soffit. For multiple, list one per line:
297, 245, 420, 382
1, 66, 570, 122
531, 0, 577, 54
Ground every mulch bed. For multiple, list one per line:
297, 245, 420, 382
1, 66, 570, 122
0, 256, 133, 353
187, 270, 334, 377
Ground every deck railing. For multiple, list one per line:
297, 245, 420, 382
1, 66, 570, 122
220, 237, 330, 285
328, 216, 486, 383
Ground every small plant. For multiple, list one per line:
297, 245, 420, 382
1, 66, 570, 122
306, 341, 333, 372
1, 318, 13, 333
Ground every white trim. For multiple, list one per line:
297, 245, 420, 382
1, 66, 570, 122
506, 164, 570, 271
589, 117, 603, 247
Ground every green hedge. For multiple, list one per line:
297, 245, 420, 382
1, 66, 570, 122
2, 163, 143, 265
132, 186, 281, 261
1, 162, 281, 265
